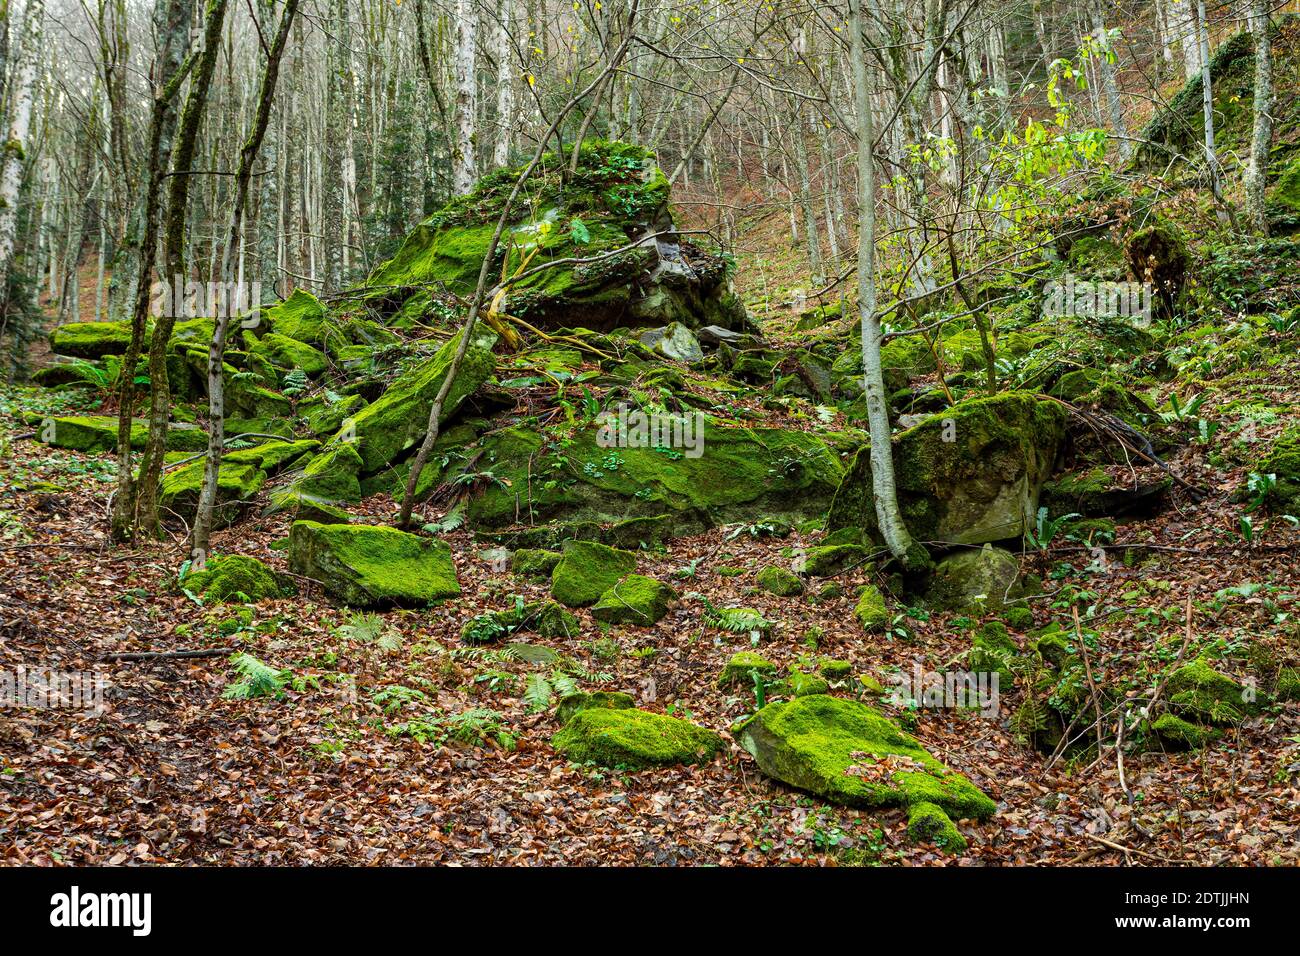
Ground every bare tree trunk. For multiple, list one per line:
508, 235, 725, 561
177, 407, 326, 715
135, 0, 230, 539
109, 0, 194, 544
1195, 0, 1226, 218
1090, 0, 1130, 162
452, 0, 478, 195
492, 0, 514, 167
849, 0, 925, 570
0, 0, 42, 298
192, 0, 301, 562
1246, 0, 1272, 235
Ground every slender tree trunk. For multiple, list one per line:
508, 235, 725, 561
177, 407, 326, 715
0, 0, 42, 299
192, 0, 301, 562
135, 0, 230, 539
849, 0, 925, 570
452, 0, 478, 195
109, 0, 193, 544
493, 0, 514, 167
1246, 0, 1272, 235
1090, 0, 1130, 162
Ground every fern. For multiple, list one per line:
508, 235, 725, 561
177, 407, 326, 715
523, 672, 554, 713
223, 653, 292, 700
423, 501, 466, 534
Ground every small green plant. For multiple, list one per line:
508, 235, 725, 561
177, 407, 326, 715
1026, 507, 1080, 551
222, 653, 314, 700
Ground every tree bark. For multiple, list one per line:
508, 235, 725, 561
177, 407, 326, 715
849, 0, 926, 570
1246, 0, 1272, 235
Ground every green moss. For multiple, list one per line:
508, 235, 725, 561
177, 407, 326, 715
828, 392, 1067, 547
853, 586, 888, 632
1255, 424, 1300, 513
783, 670, 831, 697
556, 690, 636, 726
1166, 658, 1267, 725
819, 659, 853, 679
907, 801, 967, 854
971, 621, 1018, 688
467, 420, 843, 537
717, 651, 778, 689
264, 289, 328, 344
159, 461, 265, 527
551, 707, 723, 769
49, 322, 133, 359
1151, 713, 1221, 749
461, 599, 580, 644
1276, 668, 1300, 702
43, 416, 207, 454
803, 544, 872, 577
342, 331, 495, 473
549, 540, 638, 607
288, 521, 460, 608
303, 393, 367, 436
181, 555, 290, 603
756, 565, 804, 596
735, 695, 996, 818
1003, 606, 1035, 630
511, 548, 563, 579
293, 443, 363, 503
250, 332, 329, 376
925, 546, 1023, 612
222, 439, 319, 473
590, 574, 676, 625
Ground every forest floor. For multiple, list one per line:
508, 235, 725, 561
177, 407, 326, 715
3, 326, 1299, 865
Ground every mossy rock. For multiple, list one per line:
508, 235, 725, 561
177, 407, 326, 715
159, 461, 266, 528
511, 548, 563, 579
1254, 423, 1300, 513
782, 670, 831, 697
180, 555, 291, 603
734, 695, 996, 818
555, 690, 636, 726
853, 586, 888, 633
1276, 668, 1300, 702
49, 321, 133, 359
1003, 606, 1035, 631
1151, 713, 1221, 750
43, 416, 207, 454
925, 546, 1024, 612
549, 540, 638, 608
717, 651, 778, 689
222, 439, 319, 473
906, 802, 967, 854
302, 393, 367, 437
262, 288, 329, 344
819, 659, 853, 679
465, 420, 843, 539
551, 707, 723, 769
288, 521, 460, 608
590, 574, 676, 625
828, 392, 1066, 547
249, 332, 329, 376
462, 599, 580, 644
802, 544, 871, 577
970, 621, 1018, 689
341, 330, 495, 473
292, 443, 364, 504
756, 564, 804, 596
1166, 658, 1267, 725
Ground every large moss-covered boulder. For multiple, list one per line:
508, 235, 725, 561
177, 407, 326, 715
160, 461, 266, 528
556, 690, 636, 726
260, 289, 329, 344
924, 546, 1024, 612
828, 392, 1066, 547
41, 416, 207, 454
180, 555, 291, 603
292, 443, 364, 504
590, 574, 676, 625
49, 322, 133, 359
549, 540, 638, 607
248, 332, 329, 376
288, 521, 460, 608
467, 420, 843, 538
365, 141, 745, 333
735, 695, 996, 818
551, 707, 723, 769
340, 330, 495, 473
